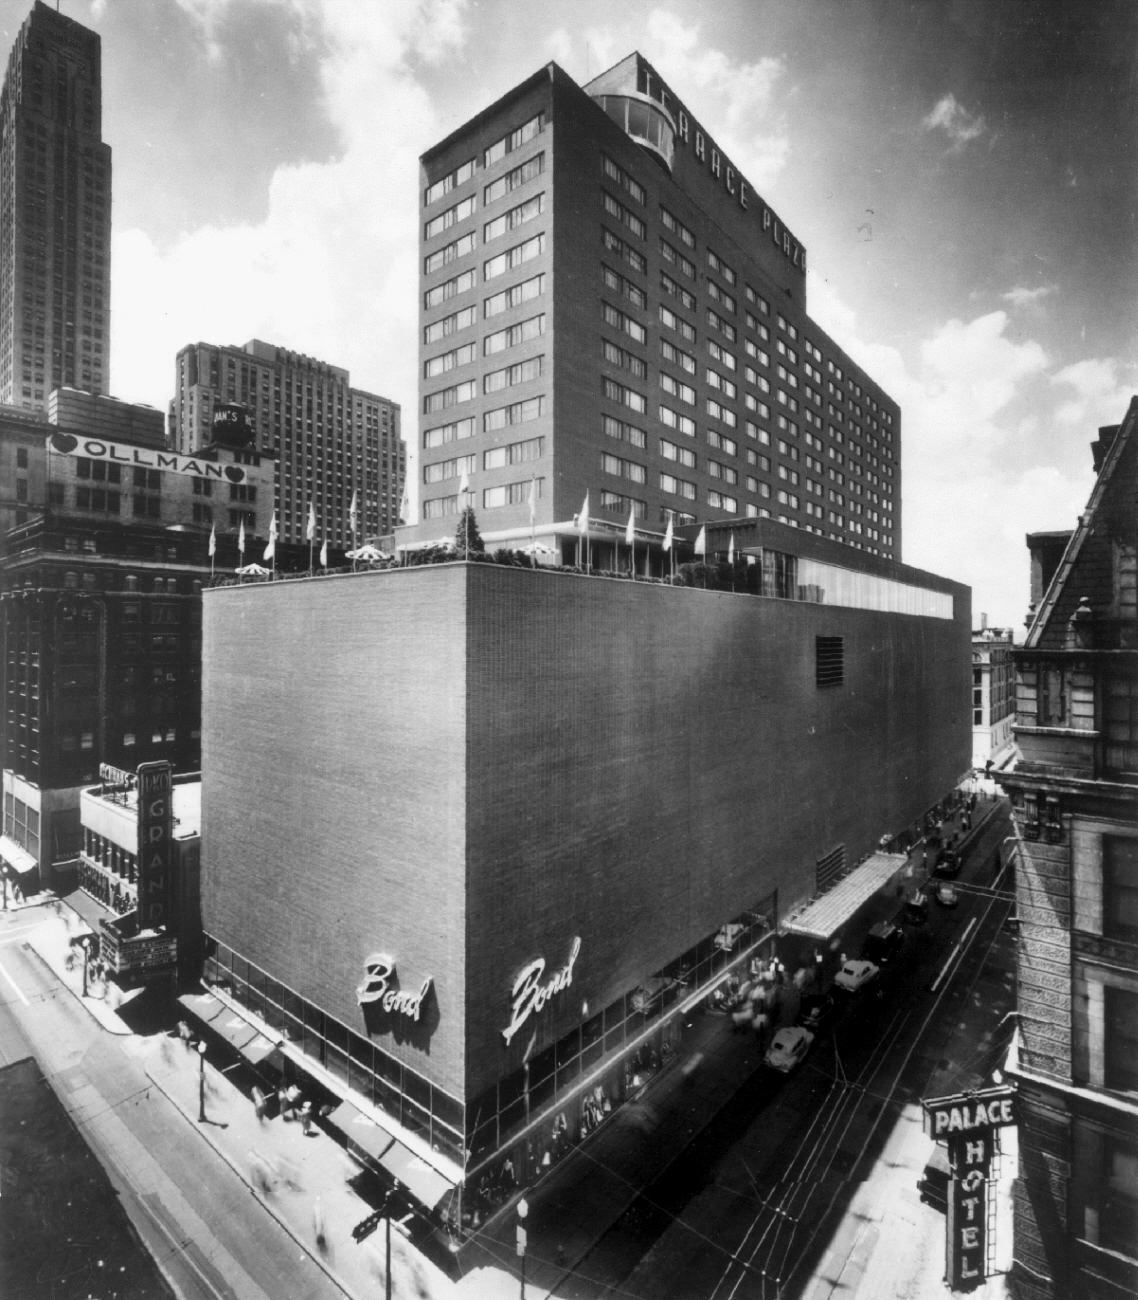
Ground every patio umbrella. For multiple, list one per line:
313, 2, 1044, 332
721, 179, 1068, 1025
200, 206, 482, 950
346, 544, 392, 562
235, 563, 270, 575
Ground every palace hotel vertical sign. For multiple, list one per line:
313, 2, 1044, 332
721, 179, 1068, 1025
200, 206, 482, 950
137, 761, 173, 929
922, 1085, 1017, 1290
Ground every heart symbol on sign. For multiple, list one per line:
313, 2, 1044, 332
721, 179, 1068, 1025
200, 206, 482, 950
224, 466, 246, 483
51, 432, 78, 453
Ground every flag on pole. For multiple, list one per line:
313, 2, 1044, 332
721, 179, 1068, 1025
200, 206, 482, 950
208, 523, 216, 557
577, 492, 589, 533
306, 502, 316, 542
663, 514, 673, 552
349, 490, 358, 536
728, 532, 735, 564
319, 539, 328, 568
238, 519, 245, 555
263, 511, 277, 562
399, 481, 410, 524
694, 525, 706, 557
528, 475, 537, 523
625, 506, 635, 547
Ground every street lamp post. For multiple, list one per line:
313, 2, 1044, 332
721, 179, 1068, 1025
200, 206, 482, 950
196, 1040, 207, 1122
385, 1198, 392, 1300
1, 864, 8, 911
516, 1196, 529, 1300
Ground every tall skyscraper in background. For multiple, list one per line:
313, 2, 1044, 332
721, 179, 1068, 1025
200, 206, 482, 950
170, 339, 405, 549
0, 2, 111, 411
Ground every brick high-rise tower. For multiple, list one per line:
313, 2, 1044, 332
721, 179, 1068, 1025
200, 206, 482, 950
0, 2, 111, 410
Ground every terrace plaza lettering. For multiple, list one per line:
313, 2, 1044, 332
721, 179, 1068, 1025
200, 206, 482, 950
501, 936, 582, 1046
47, 431, 247, 483
356, 953, 432, 1021
638, 63, 806, 274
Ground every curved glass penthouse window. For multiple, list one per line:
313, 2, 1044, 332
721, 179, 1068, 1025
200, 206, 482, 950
594, 93, 675, 171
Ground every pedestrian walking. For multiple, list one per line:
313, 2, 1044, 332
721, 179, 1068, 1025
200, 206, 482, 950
301, 1100, 314, 1135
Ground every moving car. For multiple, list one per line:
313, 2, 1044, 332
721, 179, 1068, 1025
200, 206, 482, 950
797, 991, 837, 1031
862, 921, 904, 965
764, 1025, 815, 1073
933, 848, 961, 878
935, 880, 960, 907
833, 958, 880, 993
904, 890, 930, 925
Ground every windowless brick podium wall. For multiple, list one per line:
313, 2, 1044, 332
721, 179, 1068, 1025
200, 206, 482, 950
200, 556, 968, 1172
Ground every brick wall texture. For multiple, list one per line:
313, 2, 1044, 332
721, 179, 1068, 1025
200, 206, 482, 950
202, 563, 970, 1102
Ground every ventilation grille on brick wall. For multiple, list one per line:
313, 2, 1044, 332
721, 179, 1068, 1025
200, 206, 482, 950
816, 635, 844, 687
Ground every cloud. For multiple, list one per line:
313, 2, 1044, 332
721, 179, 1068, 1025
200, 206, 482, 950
1001, 285, 1056, 309
922, 93, 985, 150
111, 0, 471, 440
809, 272, 1086, 627
1050, 356, 1135, 431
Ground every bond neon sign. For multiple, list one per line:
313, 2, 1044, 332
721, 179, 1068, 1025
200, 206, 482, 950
356, 954, 432, 1021
501, 936, 581, 1046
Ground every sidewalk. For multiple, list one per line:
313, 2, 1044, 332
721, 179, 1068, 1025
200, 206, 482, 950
24, 799, 1009, 1300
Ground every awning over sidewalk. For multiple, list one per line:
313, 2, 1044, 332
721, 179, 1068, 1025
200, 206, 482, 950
783, 851, 908, 941
378, 1139, 456, 1210
327, 1099, 455, 1207
177, 990, 226, 1025
0, 835, 38, 875
179, 990, 282, 1067
329, 1099, 396, 1163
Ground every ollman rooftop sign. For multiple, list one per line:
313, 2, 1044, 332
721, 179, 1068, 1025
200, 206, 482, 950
47, 431, 248, 483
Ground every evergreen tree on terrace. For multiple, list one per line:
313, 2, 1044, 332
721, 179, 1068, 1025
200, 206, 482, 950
454, 505, 485, 556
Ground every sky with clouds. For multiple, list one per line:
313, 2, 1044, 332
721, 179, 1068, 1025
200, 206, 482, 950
4, 0, 1134, 629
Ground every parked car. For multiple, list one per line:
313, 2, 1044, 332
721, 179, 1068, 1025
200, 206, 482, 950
862, 921, 904, 965
797, 991, 837, 1031
935, 880, 960, 907
764, 1025, 815, 1073
904, 890, 930, 925
833, 958, 880, 993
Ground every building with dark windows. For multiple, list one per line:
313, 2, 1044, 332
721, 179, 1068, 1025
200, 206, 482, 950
999, 398, 1138, 1300
0, 407, 274, 892
169, 339, 406, 550
0, 2, 112, 410
972, 620, 1016, 769
398, 53, 900, 565
197, 526, 968, 1233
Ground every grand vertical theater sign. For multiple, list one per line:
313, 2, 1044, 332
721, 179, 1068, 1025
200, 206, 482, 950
137, 760, 173, 929
922, 1085, 1017, 1290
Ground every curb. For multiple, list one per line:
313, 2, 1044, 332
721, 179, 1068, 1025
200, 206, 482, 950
144, 1058, 362, 1300
21, 927, 133, 1036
